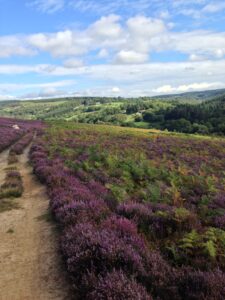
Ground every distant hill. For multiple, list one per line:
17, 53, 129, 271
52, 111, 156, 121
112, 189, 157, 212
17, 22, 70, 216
153, 88, 225, 102
0, 88, 225, 135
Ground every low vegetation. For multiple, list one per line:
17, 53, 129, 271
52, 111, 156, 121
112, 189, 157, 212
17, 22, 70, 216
29, 121, 225, 299
0, 168, 23, 199
0, 199, 21, 213
10, 132, 34, 155
0, 117, 41, 153
0, 118, 40, 204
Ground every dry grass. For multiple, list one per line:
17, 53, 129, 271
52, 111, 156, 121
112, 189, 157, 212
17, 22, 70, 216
0, 199, 21, 213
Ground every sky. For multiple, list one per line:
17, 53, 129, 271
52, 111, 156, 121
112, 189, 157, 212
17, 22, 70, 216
1, 0, 225, 99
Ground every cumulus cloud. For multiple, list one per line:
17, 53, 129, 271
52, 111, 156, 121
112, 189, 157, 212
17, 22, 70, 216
1, 15, 225, 61
88, 15, 122, 39
127, 16, 166, 38
28, 30, 91, 57
0, 36, 36, 58
115, 50, 148, 64
169, 31, 225, 60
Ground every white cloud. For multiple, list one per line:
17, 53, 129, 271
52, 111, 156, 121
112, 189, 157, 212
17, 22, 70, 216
88, 15, 122, 39
27, 15, 122, 57
34, 87, 65, 98
29, 0, 225, 19
69, 0, 156, 15
63, 58, 84, 68
115, 50, 149, 64
1, 15, 225, 61
0, 64, 46, 74
189, 54, 206, 61
0, 94, 16, 101
127, 16, 166, 38
203, 2, 225, 13
1, 60, 225, 94
98, 49, 109, 58
0, 80, 76, 92
28, 30, 91, 57
214, 49, 224, 58
168, 30, 225, 60
0, 79, 77, 100
153, 82, 224, 94
0, 36, 35, 58
29, 0, 65, 13
112, 87, 120, 93
124, 16, 168, 54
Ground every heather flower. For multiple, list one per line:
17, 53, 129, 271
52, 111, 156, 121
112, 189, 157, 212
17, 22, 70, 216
213, 215, 225, 229
101, 215, 138, 237
177, 268, 225, 300
88, 270, 152, 300
61, 222, 149, 285
117, 202, 152, 229
55, 200, 110, 226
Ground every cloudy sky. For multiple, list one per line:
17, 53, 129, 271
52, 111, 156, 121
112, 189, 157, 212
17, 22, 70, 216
1, 0, 225, 99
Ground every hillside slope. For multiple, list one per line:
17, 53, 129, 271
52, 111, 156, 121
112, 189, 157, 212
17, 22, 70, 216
0, 88, 225, 135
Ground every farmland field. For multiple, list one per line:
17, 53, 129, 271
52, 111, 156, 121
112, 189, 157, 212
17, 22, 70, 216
28, 121, 225, 299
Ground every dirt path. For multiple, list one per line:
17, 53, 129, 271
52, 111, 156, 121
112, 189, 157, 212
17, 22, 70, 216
0, 146, 72, 300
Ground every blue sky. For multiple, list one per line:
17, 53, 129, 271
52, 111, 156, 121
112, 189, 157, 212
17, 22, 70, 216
1, 0, 225, 99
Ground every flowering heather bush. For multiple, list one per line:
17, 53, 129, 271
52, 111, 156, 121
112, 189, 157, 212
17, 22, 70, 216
55, 199, 110, 226
0, 125, 23, 153
118, 202, 199, 238
88, 270, 152, 300
101, 215, 138, 237
177, 268, 225, 300
10, 132, 34, 155
29, 122, 225, 299
0, 169, 23, 198
117, 202, 152, 228
213, 215, 225, 229
61, 222, 149, 278
0, 117, 43, 153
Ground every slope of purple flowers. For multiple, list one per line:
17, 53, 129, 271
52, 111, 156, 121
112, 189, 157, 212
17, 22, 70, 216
30, 141, 157, 298
0, 124, 23, 153
0, 117, 42, 153
29, 123, 225, 300
10, 132, 34, 155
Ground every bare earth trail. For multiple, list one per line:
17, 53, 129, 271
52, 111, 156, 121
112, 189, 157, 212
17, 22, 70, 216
0, 146, 72, 300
